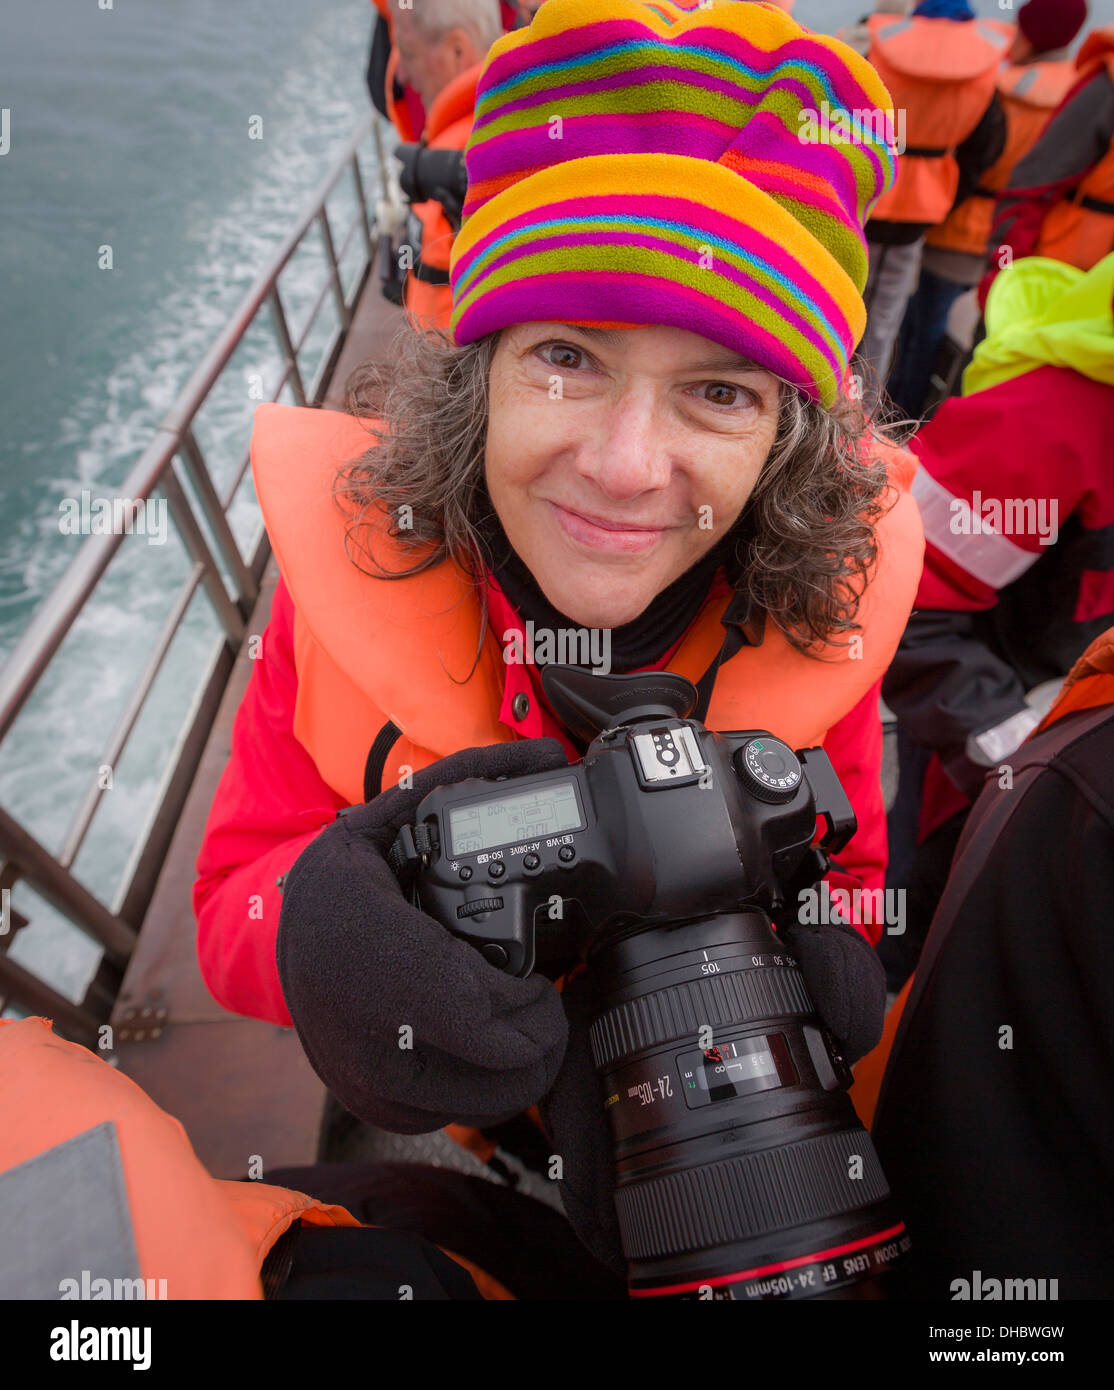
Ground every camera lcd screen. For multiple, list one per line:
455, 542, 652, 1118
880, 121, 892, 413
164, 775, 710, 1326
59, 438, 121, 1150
448, 780, 584, 857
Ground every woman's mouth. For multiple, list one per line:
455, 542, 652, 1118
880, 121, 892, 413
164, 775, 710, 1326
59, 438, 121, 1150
549, 502, 670, 554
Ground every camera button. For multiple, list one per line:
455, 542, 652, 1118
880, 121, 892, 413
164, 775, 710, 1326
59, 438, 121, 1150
488, 861, 506, 880
481, 943, 509, 969
523, 853, 540, 870
558, 845, 575, 863
458, 866, 473, 881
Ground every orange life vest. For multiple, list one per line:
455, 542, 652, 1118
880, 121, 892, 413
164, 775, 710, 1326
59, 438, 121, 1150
1035, 624, 1114, 735
404, 65, 482, 335
867, 14, 1011, 225
1035, 31, 1114, 271
249, 403, 924, 807
0, 1016, 357, 1299
0, 1016, 513, 1300
927, 57, 1077, 258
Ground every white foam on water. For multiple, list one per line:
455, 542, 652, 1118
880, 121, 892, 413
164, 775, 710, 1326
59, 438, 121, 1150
2, 0, 376, 1003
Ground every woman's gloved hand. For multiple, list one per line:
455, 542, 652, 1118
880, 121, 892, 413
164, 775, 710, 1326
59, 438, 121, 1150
776, 915, 887, 1065
539, 918, 887, 1279
276, 739, 572, 1134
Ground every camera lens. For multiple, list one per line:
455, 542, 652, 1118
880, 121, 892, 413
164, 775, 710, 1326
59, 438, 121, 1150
588, 913, 908, 1300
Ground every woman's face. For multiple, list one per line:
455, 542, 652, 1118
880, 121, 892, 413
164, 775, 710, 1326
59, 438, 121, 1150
485, 322, 781, 630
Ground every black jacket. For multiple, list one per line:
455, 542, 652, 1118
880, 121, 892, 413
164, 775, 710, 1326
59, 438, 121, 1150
873, 696, 1114, 1299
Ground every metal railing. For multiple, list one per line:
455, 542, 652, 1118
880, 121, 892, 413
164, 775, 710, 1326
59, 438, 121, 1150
0, 113, 389, 1045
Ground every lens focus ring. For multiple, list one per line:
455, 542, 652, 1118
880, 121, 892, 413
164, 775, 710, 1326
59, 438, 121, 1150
589, 965, 812, 1070
616, 1130, 890, 1261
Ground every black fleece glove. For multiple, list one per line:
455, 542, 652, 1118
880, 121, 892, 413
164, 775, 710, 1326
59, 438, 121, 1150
276, 739, 572, 1134
776, 915, 887, 1065
539, 917, 887, 1279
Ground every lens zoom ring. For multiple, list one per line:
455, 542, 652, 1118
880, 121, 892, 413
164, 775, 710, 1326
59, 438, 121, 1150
615, 1131, 890, 1260
589, 967, 811, 1069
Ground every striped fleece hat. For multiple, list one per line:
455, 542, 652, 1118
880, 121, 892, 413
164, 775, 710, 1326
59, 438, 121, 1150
449, 0, 897, 407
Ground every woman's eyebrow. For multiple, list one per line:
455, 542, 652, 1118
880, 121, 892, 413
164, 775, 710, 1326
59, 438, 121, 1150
682, 352, 764, 373
552, 324, 761, 374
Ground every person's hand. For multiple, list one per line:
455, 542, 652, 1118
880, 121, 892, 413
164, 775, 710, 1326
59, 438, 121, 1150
539, 917, 887, 1279
537, 971, 626, 1280
776, 914, 887, 1064
276, 739, 572, 1133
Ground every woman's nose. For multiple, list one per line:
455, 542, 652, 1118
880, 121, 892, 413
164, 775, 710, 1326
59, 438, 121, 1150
576, 394, 672, 501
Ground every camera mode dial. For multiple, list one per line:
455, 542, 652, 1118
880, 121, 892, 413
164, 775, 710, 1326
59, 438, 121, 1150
734, 738, 802, 804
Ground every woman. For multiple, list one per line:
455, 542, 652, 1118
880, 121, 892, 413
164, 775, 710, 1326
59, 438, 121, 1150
195, 0, 923, 1267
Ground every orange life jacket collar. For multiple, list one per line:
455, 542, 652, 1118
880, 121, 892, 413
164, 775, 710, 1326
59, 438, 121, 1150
1036, 627, 1114, 734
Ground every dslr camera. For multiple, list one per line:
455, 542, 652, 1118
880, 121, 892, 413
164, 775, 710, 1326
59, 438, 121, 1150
390, 665, 909, 1299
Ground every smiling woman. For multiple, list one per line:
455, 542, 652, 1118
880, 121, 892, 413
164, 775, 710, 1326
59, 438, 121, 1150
194, 0, 925, 1287
341, 315, 887, 654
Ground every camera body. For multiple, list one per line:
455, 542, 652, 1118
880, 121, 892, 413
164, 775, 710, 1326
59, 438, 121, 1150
393, 668, 906, 1299
404, 711, 855, 978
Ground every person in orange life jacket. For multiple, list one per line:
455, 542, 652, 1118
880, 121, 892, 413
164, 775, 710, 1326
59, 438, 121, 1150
879, 251, 1114, 992
192, 0, 923, 1271
856, 0, 1008, 396
381, 0, 505, 333
872, 625, 1114, 1300
0, 1016, 507, 1301
365, 0, 517, 142
886, 0, 1088, 420
983, 23, 1114, 307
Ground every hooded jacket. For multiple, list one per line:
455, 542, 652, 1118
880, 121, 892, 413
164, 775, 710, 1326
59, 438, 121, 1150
883, 252, 1114, 829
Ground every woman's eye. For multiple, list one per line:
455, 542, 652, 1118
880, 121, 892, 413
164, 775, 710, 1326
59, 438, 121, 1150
539, 342, 585, 371
701, 382, 749, 408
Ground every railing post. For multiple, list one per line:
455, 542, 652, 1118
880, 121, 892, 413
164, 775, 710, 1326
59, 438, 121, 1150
178, 428, 259, 612
318, 207, 352, 330
0, 953, 101, 1048
161, 469, 245, 646
267, 286, 307, 406
0, 804, 137, 960
350, 152, 375, 263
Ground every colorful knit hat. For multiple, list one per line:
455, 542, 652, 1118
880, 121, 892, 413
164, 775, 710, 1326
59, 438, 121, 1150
449, 0, 897, 407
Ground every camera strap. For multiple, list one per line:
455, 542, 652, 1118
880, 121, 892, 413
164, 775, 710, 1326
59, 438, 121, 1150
388, 821, 437, 886
692, 589, 764, 723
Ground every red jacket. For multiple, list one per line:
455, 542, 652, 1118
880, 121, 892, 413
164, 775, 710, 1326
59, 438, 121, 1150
883, 362, 1114, 836
195, 578, 890, 1026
